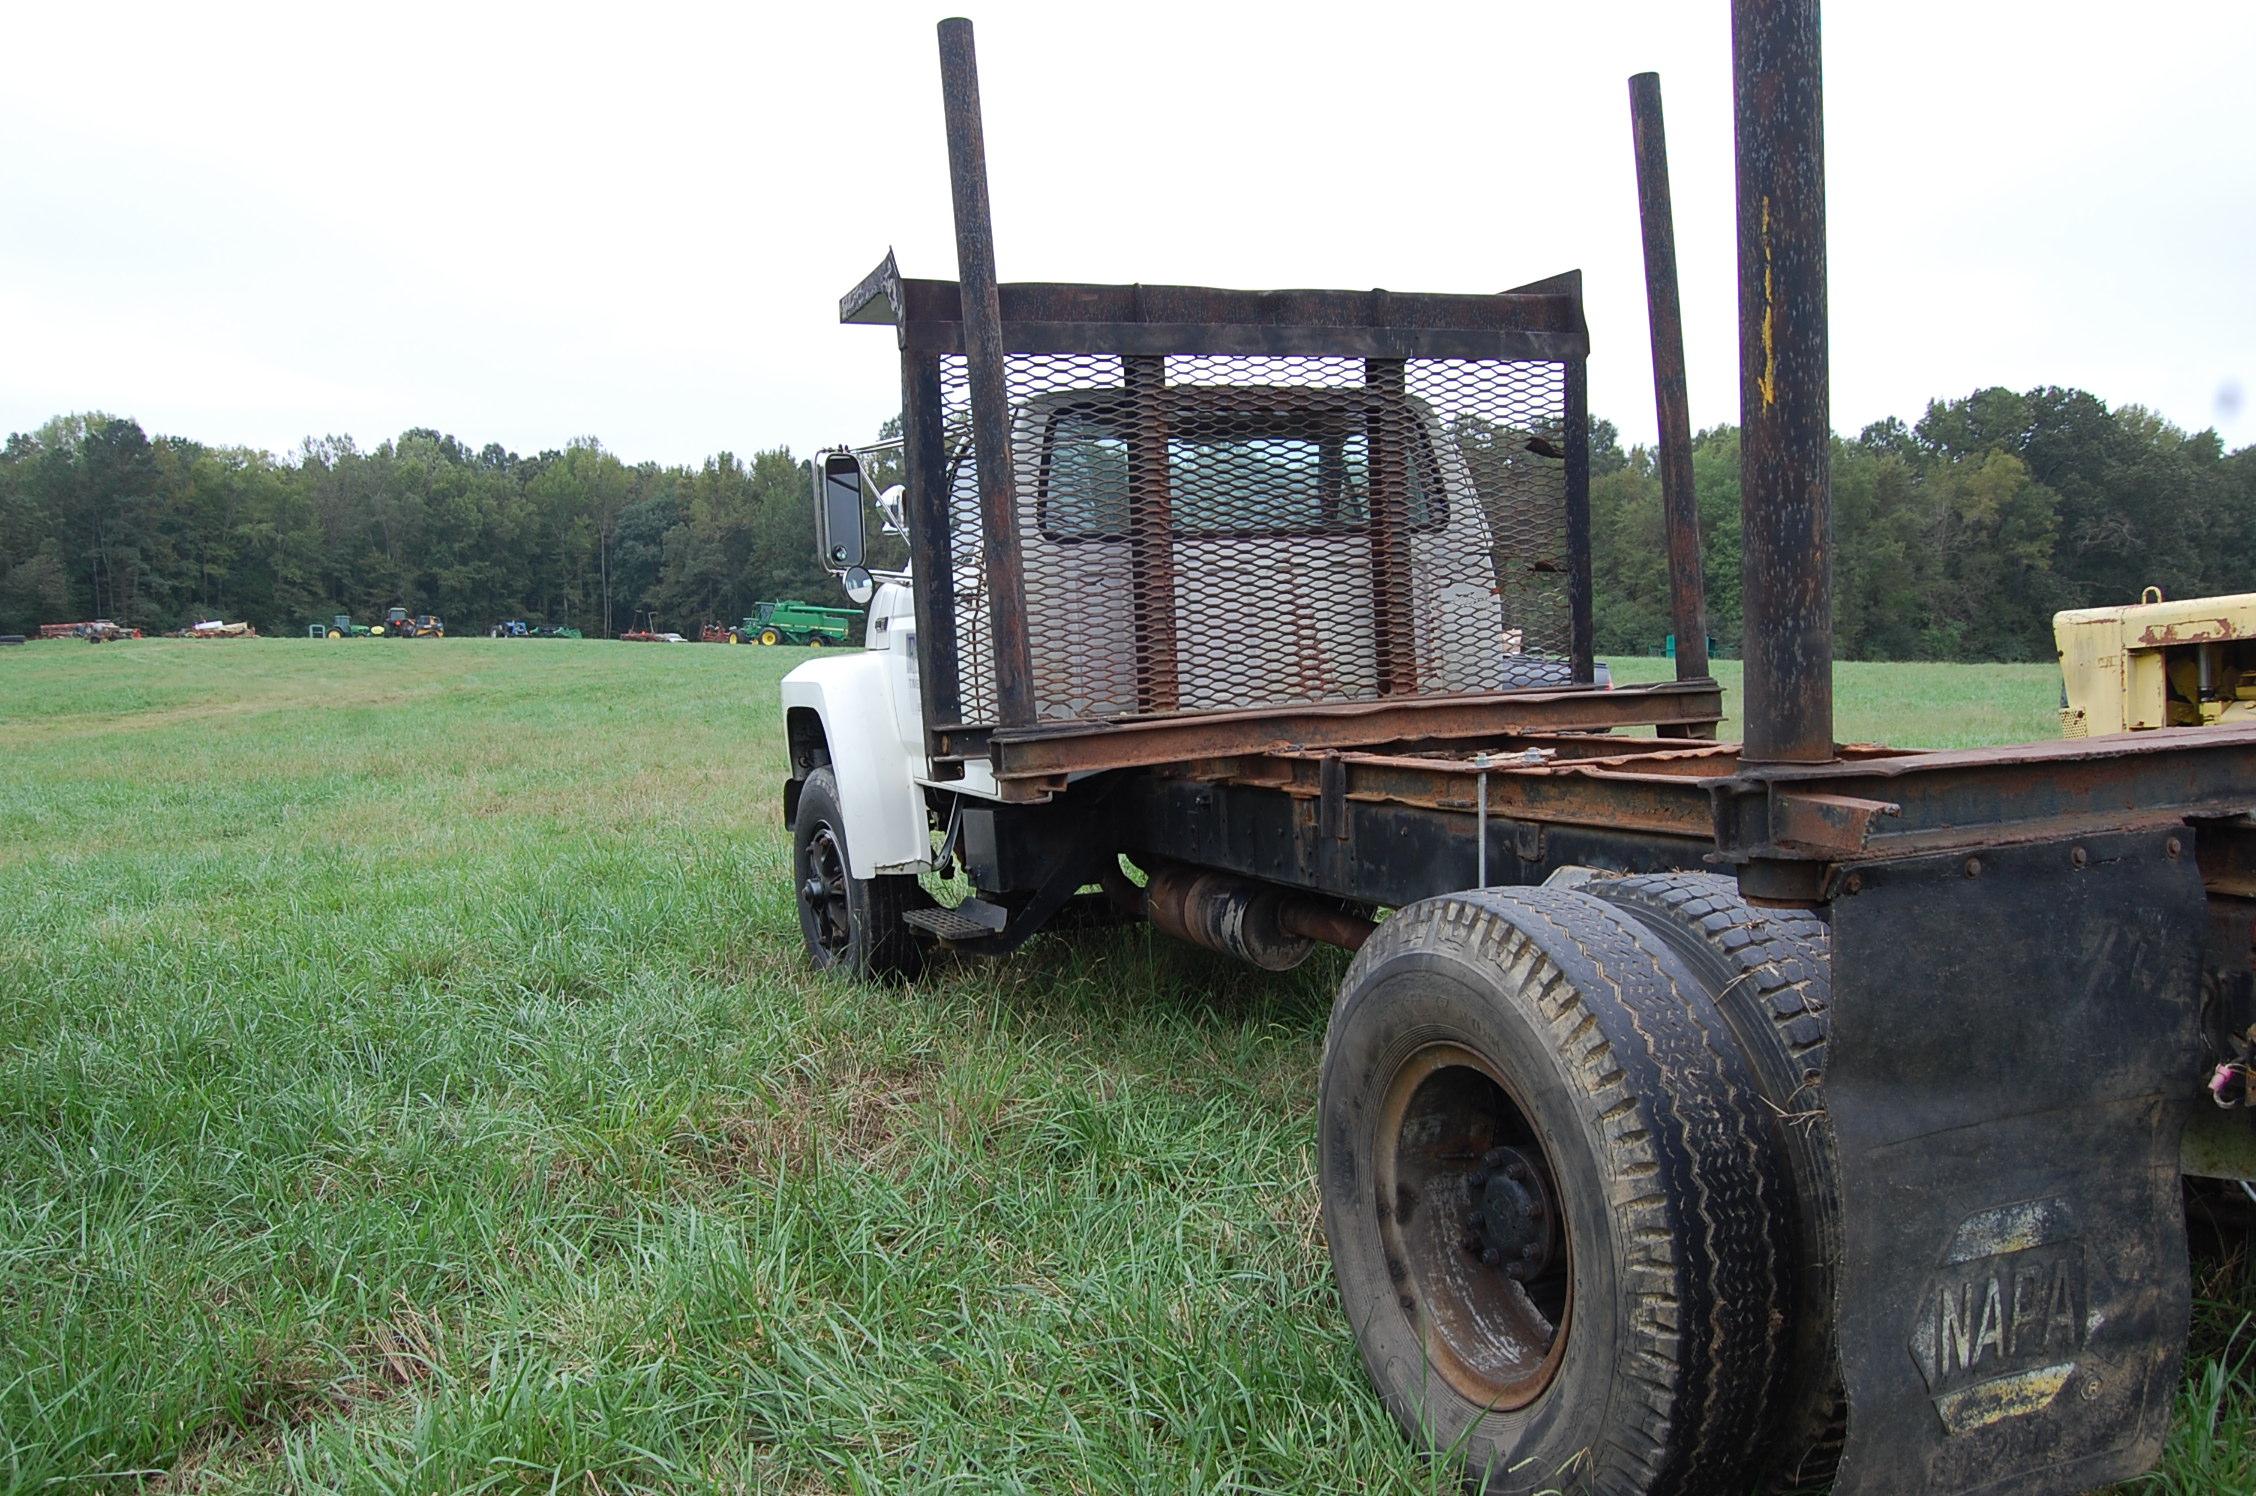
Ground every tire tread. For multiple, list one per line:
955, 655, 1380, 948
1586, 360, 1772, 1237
1323, 887, 1795, 1496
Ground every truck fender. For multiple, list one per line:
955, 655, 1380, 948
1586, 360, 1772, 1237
779, 653, 929, 879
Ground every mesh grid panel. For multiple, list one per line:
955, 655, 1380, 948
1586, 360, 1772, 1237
937, 351, 1574, 728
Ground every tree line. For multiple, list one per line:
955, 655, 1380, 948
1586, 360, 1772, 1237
0, 418, 848, 639
2, 384, 2248, 658
1588, 385, 2253, 661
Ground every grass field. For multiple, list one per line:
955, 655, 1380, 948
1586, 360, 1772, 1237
2, 639, 2247, 1494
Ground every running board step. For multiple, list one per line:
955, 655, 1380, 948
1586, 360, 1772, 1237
904, 899, 1010, 942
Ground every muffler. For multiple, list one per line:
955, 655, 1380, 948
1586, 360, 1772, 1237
1140, 865, 1373, 970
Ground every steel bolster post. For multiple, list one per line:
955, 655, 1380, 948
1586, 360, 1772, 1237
1732, 0, 1833, 764
1629, 71, 1711, 691
1564, 356, 1594, 686
937, 17, 1035, 727
1123, 353, 1179, 713
1366, 355, 1415, 695
899, 346, 962, 771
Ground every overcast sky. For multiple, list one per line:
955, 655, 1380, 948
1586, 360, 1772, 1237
5, 2, 2252, 467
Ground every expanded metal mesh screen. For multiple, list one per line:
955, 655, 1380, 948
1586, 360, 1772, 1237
937, 351, 1578, 728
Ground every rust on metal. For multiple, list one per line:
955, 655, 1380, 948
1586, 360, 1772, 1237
1629, 71, 1712, 694
1564, 347, 1597, 685
1278, 900, 1375, 952
1142, 864, 1343, 968
1123, 353, 1180, 712
843, 277, 1591, 362
1733, 0, 1834, 765
899, 345, 963, 772
1717, 720, 2256, 901
2136, 618, 2245, 647
982, 680, 1726, 781
1768, 791, 1901, 855
1366, 356, 1416, 694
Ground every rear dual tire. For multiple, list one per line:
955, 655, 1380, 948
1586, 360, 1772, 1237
1592, 873, 1842, 1490
1321, 886, 1805, 1496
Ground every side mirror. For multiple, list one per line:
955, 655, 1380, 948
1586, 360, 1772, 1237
813, 450, 867, 571
843, 565, 876, 605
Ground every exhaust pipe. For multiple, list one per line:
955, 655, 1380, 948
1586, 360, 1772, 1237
1141, 866, 1374, 970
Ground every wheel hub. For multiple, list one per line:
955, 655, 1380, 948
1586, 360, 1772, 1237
1464, 1145, 1558, 1279
799, 825, 851, 957
1373, 1043, 1574, 1411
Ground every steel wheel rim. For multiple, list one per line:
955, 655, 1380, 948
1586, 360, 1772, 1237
799, 823, 852, 958
1373, 1041, 1573, 1410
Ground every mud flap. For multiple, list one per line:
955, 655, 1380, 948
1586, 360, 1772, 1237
1825, 827, 2203, 1496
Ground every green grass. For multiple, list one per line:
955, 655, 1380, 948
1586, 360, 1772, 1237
0, 640, 2245, 1494
1607, 656, 2066, 747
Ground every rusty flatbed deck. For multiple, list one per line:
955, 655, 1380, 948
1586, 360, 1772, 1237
970, 678, 1726, 789
1119, 718, 2256, 906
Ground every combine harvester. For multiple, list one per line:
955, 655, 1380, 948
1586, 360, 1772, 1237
722, 600, 859, 647
766, 10, 2256, 1494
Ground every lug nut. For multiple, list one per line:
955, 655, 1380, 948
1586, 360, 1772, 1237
1467, 1168, 1489, 1188
1467, 1211, 1485, 1230
1481, 1247, 1503, 1267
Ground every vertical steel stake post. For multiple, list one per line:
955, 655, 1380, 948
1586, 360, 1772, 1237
937, 17, 1035, 727
1629, 71, 1712, 691
1733, 0, 1834, 763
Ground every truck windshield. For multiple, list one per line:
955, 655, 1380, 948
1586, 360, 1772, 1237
1035, 404, 1442, 542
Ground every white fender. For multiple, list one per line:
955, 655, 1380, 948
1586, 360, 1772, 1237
780, 651, 930, 878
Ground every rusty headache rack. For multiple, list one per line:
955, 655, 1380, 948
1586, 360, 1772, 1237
790, 7, 2256, 1494
845, 257, 1643, 782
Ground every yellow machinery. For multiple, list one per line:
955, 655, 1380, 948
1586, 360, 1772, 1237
2056, 586, 2256, 735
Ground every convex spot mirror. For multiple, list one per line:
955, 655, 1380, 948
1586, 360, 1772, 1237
843, 566, 876, 605
813, 450, 867, 570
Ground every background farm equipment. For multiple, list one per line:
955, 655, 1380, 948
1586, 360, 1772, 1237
2058, 586, 2256, 735
173, 619, 256, 638
314, 614, 376, 638
621, 609, 686, 643
488, 620, 583, 639
743, 600, 857, 647
41, 619, 140, 642
384, 607, 445, 637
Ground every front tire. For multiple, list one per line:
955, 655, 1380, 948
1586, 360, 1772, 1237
1319, 888, 1794, 1496
790, 766, 927, 982
759, 628, 780, 646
